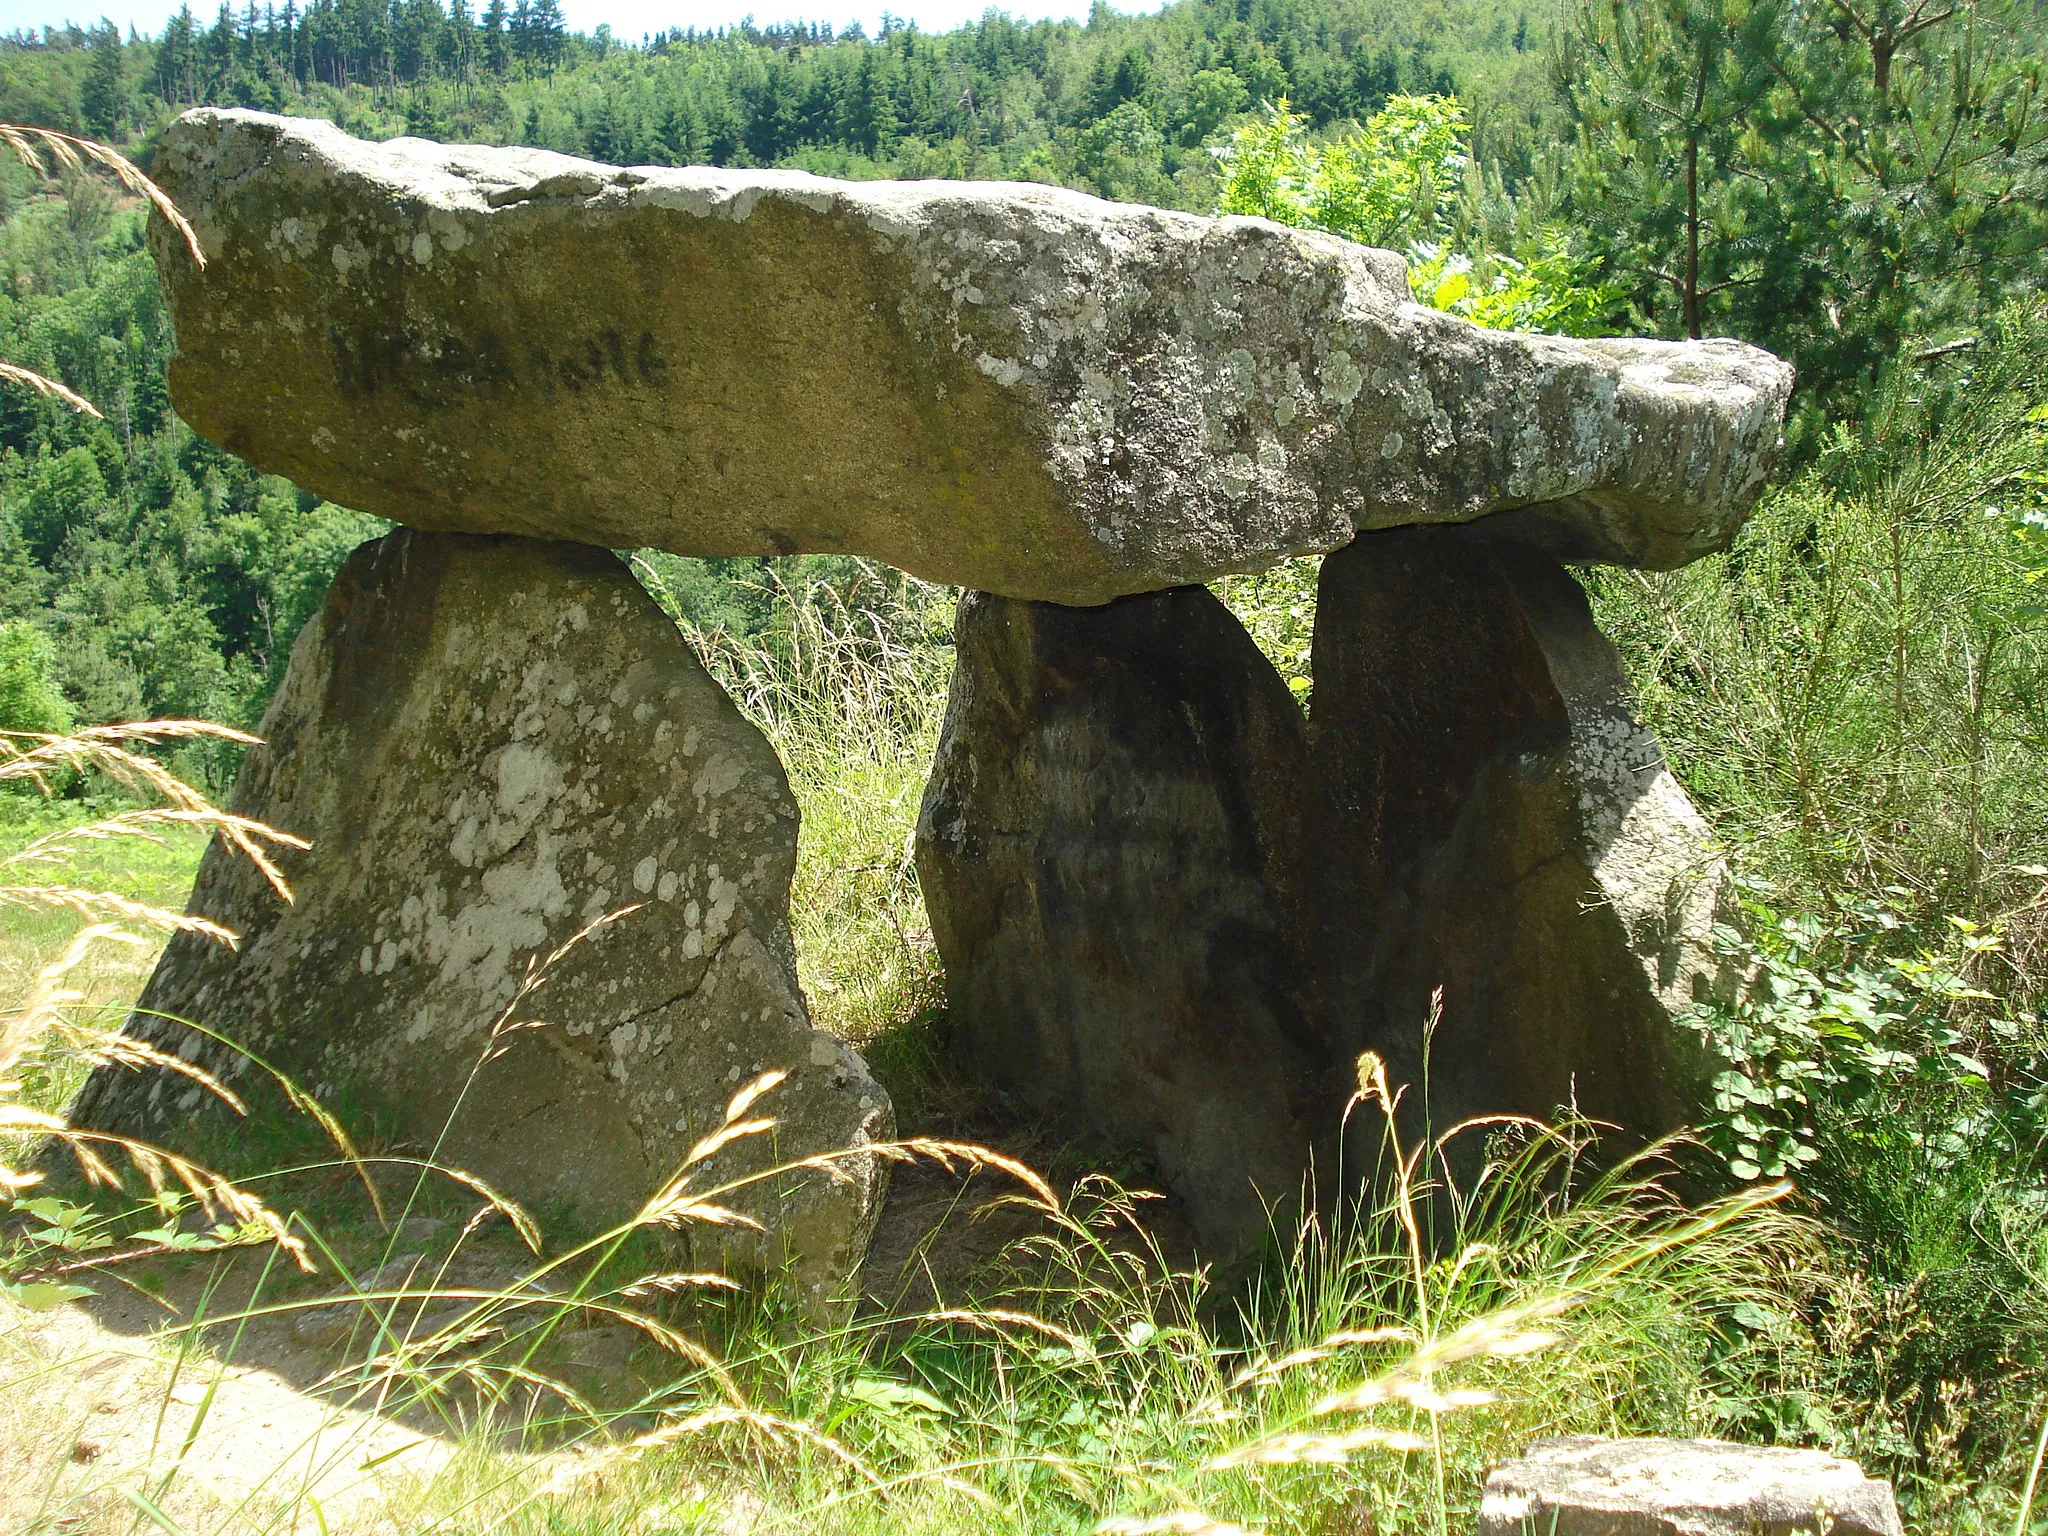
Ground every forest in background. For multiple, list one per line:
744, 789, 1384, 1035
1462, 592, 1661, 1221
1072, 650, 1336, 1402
0, 0, 2046, 1525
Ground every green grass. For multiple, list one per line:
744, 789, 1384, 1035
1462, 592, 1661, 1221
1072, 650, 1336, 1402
11, 1069, 1832, 1536
0, 790, 210, 915
664, 561, 959, 1120
0, 791, 209, 1119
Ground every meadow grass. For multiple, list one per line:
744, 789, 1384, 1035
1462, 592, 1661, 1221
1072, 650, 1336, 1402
0, 794, 209, 1014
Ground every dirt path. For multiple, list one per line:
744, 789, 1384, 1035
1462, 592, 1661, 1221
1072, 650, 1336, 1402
3, 1297, 465, 1534
0, 1153, 1109, 1535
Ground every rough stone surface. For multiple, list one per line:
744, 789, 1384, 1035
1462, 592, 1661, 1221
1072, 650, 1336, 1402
69, 530, 890, 1306
1480, 1437, 1906, 1536
150, 108, 1792, 605
915, 587, 1328, 1259
1308, 527, 1740, 1137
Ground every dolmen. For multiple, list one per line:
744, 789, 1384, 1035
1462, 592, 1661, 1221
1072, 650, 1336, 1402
72, 108, 1794, 1292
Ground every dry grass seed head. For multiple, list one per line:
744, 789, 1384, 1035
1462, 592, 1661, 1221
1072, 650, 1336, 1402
0, 123, 205, 266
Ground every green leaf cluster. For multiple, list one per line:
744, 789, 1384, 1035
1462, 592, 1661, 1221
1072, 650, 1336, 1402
1214, 93, 1619, 334
1216, 93, 1470, 249
1687, 893, 2018, 1183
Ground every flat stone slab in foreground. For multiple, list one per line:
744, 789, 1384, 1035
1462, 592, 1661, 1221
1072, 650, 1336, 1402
151, 109, 1791, 605
1481, 1437, 1905, 1536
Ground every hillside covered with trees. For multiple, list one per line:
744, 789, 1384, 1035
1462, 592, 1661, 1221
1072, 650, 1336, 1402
1, 5, 2048, 1524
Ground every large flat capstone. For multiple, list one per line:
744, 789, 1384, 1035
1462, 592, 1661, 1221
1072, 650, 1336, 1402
149, 109, 1793, 605
69, 531, 891, 1305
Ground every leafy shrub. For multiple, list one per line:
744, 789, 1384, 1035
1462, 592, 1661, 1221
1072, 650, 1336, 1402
1685, 892, 2021, 1184
1408, 231, 1620, 337
1217, 95, 1469, 252
1214, 95, 1613, 335
0, 621, 70, 735
1213, 552, 1318, 704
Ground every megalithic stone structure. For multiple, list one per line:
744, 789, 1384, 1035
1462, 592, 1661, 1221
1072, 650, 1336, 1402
69, 532, 892, 1308
72, 106, 1799, 1284
915, 535, 1744, 1256
147, 110, 1790, 604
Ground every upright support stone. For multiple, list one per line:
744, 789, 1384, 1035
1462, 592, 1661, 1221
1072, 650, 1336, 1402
916, 587, 1329, 1261
70, 530, 891, 1306
1308, 527, 1741, 1136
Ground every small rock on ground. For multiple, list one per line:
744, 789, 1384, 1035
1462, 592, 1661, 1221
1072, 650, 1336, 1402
1480, 1435, 1905, 1536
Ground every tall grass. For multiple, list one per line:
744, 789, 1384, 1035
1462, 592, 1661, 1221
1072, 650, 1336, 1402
331, 1054, 1811, 1536
1586, 300, 2048, 937
1591, 306, 2048, 1524
0, 691, 1841, 1536
0, 723, 316, 1268
614, 515, 2048, 1532
634, 555, 960, 1111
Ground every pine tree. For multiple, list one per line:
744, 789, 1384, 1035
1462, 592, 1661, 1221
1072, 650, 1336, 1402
1749, 0, 2048, 396
481, 0, 507, 74
528, 0, 566, 72
508, 0, 532, 64
446, 0, 475, 82
1555, 0, 1780, 338
205, 3, 235, 93
157, 6, 198, 101
80, 21, 130, 139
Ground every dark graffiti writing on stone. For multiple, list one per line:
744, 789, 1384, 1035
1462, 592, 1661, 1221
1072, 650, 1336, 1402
330, 323, 671, 406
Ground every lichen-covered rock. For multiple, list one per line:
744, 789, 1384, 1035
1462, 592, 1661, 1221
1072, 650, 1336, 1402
1308, 527, 1740, 1137
149, 109, 1791, 605
68, 531, 890, 1307
1480, 1437, 1905, 1536
916, 587, 1328, 1260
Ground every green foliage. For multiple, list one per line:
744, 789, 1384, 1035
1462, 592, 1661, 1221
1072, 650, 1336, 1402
6, 0, 1544, 210
1687, 894, 2014, 1183
1557, 0, 2048, 418
1214, 553, 1319, 702
1407, 229, 1618, 334
0, 1188, 263, 1310
0, 619, 70, 733
1554, 0, 1778, 341
1217, 94, 1470, 249
1215, 94, 1616, 333
1587, 302, 2048, 924
1585, 307, 2048, 1510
